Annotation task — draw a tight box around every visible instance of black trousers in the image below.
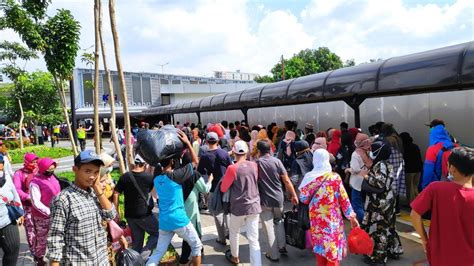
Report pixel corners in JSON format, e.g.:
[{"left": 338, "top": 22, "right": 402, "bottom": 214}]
[
  {"left": 78, "top": 138, "right": 86, "bottom": 151},
  {"left": 0, "top": 223, "right": 20, "bottom": 266}
]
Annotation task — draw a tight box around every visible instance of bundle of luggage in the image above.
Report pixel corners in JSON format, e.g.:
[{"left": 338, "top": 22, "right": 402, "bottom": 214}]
[{"left": 135, "top": 126, "right": 184, "bottom": 166}]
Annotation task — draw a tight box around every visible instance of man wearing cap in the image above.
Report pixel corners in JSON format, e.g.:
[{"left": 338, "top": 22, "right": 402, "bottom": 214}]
[
  {"left": 197, "top": 131, "right": 233, "bottom": 245},
  {"left": 304, "top": 123, "right": 316, "bottom": 146},
  {"left": 47, "top": 150, "right": 116, "bottom": 265},
  {"left": 114, "top": 154, "right": 158, "bottom": 259},
  {"left": 221, "top": 140, "right": 262, "bottom": 265},
  {"left": 421, "top": 119, "right": 455, "bottom": 189}
]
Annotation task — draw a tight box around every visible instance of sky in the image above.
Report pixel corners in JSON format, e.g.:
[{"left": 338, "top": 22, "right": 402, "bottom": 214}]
[{"left": 1, "top": 0, "right": 473, "bottom": 77}]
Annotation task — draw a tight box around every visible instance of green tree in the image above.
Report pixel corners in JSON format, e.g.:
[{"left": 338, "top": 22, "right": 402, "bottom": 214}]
[
  {"left": 344, "top": 59, "right": 356, "bottom": 67},
  {"left": 1, "top": 0, "right": 81, "bottom": 155},
  {"left": 42, "top": 9, "right": 81, "bottom": 155},
  {"left": 254, "top": 75, "right": 274, "bottom": 83},
  {"left": 6, "top": 71, "right": 62, "bottom": 126},
  {"left": 0, "top": 40, "right": 38, "bottom": 149},
  {"left": 270, "top": 47, "right": 344, "bottom": 81}
]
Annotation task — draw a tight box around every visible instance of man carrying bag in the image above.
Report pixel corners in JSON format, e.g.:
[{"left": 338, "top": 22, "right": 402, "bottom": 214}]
[{"left": 114, "top": 155, "right": 159, "bottom": 260}]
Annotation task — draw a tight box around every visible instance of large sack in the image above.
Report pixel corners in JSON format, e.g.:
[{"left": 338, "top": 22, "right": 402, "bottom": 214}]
[{"left": 135, "top": 126, "right": 184, "bottom": 166}]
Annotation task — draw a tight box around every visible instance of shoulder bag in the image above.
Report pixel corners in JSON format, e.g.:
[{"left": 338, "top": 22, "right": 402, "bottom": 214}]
[{"left": 128, "top": 172, "right": 154, "bottom": 213}]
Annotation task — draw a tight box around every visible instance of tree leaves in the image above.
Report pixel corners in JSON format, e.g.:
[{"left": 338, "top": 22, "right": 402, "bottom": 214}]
[
  {"left": 42, "top": 9, "right": 81, "bottom": 81},
  {"left": 6, "top": 71, "right": 62, "bottom": 125},
  {"left": 268, "top": 47, "right": 345, "bottom": 81}
]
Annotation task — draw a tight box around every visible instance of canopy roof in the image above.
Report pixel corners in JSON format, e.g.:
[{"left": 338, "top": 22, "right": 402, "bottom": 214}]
[{"left": 142, "top": 41, "right": 474, "bottom": 116}]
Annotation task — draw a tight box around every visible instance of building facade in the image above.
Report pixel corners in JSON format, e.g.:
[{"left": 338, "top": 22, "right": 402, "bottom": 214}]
[{"left": 73, "top": 68, "right": 255, "bottom": 118}]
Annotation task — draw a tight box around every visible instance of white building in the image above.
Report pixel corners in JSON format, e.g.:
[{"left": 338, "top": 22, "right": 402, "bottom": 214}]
[{"left": 213, "top": 70, "right": 258, "bottom": 81}]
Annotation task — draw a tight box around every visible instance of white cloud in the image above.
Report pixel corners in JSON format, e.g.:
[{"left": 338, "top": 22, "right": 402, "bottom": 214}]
[{"left": 1, "top": 0, "right": 473, "bottom": 77}]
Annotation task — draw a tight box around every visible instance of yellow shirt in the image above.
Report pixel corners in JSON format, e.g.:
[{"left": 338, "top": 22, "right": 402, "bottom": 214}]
[{"left": 77, "top": 128, "right": 86, "bottom": 139}]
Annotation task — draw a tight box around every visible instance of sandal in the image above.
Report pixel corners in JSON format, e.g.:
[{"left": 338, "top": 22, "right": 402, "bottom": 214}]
[
  {"left": 225, "top": 249, "right": 239, "bottom": 265},
  {"left": 265, "top": 253, "right": 279, "bottom": 262}
]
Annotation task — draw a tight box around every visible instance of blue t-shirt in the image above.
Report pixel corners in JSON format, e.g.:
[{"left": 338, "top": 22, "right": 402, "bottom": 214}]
[{"left": 154, "top": 163, "right": 194, "bottom": 231}]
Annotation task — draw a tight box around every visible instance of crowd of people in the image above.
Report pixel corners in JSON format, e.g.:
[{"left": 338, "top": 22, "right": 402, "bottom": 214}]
[{"left": 0, "top": 117, "right": 472, "bottom": 266}]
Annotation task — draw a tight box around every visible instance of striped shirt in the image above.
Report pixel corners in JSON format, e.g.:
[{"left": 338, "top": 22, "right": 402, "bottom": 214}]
[{"left": 47, "top": 183, "right": 116, "bottom": 265}]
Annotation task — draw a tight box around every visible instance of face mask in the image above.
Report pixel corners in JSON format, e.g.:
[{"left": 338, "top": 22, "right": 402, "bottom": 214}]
[
  {"left": 25, "top": 163, "right": 36, "bottom": 171},
  {"left": 447, "top": 173, "right": 454, "bottom": 181},
  {"left": 369, "top": 151, "right": 377, "bottom": 160},
  {"left": 44, "top": 171, "right": 54, "bottom": 177}
]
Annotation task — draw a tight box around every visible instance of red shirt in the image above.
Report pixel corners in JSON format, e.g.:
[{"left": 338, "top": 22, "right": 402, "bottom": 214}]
[{"left": 411, "top": 182, "right": 474, "bottom": 266}]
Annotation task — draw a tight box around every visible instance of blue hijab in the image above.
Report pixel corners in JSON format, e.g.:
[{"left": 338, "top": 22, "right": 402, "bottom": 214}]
[{"left": 429, "top": 125, "right": 453, "bottom": 148}]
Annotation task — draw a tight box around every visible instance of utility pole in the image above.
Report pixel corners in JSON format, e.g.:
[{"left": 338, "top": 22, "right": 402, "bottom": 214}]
[{"left": 281, "top": 55, "right": 285, "bottom": 80}]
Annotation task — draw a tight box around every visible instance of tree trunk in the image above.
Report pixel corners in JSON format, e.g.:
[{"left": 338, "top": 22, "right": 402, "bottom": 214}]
[
  {"left": 18, "top": 99, "right": 24, "bottom": 150},
  {"left": 93, "top": 0, "right": 101, "bottom": 154},
  {"left": 109, "top": 0, "right": 133, "bottom": 168},
  {"left": 99, "top": 0, "right": 125, "bottom": 173},
  {"left": 54, "top": 77, "right": 78, "bottom": 156}
]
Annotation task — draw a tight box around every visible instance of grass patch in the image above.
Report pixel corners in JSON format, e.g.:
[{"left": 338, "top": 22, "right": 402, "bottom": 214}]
[
  {"left": 9, "top": 145, "right": 74, "bottom": 164},
  {"left": 58, "top": 170, "right": 125, "bottom": 217}
]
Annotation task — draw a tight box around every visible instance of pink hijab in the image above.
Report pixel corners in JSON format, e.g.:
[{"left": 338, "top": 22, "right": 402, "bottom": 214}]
[{"left": 354, "top": 133, "right": 372, "bottom": 168}]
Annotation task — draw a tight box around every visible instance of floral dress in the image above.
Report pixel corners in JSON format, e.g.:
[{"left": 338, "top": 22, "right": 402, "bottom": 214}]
[
  {"left": 362, "top": 160, "right": 403, "bottom": 264},
  {"left": 299, "top": 172, "right": 355, "bottom": 262}
]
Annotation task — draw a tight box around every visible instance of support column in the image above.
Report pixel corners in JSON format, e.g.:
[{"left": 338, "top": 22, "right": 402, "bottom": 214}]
[
  {"left": 241, "top": 108, "right": 248, "bottom": 125},
  {"left": 196, "top": 112, "right": 202, "bottom": 125},
  {"left": 344, "top": 95, "right": 366, "bottom": 129}
]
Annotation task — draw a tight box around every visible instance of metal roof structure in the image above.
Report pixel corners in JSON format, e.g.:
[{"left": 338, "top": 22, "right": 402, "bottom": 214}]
[{"left": 141, "top": 42, "right": 474, "bottom": 126}]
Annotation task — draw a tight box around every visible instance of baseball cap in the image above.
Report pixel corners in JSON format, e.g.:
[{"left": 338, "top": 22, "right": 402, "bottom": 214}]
[
  {"left": 426, "top": 119, "right": 445, "bottom": 128},
  {"left": 134, "top": 154, "right": 146, "bottom": 164},
  {"left": 74, "top": 150, "right": 104, "bottom": 166},
  {"left": 208, "top": 124, "right": 224, "bottom": 138},
  {"left": 233, "top": 140, "right": 249, "bottom": 155},
  {"left": 206, "top": 132, "right": 219, "bottom": 142}
]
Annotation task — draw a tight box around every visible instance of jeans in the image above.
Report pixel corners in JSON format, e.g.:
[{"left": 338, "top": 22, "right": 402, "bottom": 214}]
[
  {"left": 229, "top": 214, "right": 261, "bottom": 266},
  {"left": 351, "top": 189, "right": 364, "bottom": 223},
  {"left": 146, "top": 222, "right": 202, "bottom": 266},
  {"left": 127, "top": 214, "right": 159, "bottom": 259},
  {"left": 260, "top": 206, "right": 285, "bottom": 260}
]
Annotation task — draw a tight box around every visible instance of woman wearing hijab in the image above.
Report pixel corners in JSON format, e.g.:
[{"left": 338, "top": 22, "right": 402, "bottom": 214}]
[
  {"left": 362, "top": 140, "right": 403, "bottom": 265},
  {"left": 29, "top": 158, "right": 61, "bottom": 265},
  {"left": 278, "top": 131, "right": 296, "bottom": 169},
  {"left": 327, "top": 130, "right": 341, "bottom": 156},
  {"left": 348, "top": 133, "right": 372, "bottom": 222},
  {"left": 12, "top": 153, "right": 38, "bottom": 257},
  {"left": 249, "top": 130, "right": 259, "bottom": 159},
  {"left": 251, "top": 129, "right": 276, "bottom": 159},
  {"left": 380, "top": 124, "right": 405, "bottom": 215},
  {"left": 299, "top": 149, "right": 359, "bottom": 266},
  {"left": 0, "top": 154, "right": 23, "bottom": 266},
  {"left": 290, "top": 140, "right": 313, "bottom": 188}
]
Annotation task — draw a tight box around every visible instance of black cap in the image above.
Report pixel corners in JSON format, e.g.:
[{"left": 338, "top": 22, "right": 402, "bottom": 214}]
[
  {"left": 426, "top": 119, "right": 445, "bottom": 128},
  {"left": 74, "top": 150, "right": 104, "bottom": 166}
]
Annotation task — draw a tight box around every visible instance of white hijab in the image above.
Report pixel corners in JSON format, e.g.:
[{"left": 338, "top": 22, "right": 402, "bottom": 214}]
[{"left": 298, "top": 149, "right": 332, "bottom": 190}]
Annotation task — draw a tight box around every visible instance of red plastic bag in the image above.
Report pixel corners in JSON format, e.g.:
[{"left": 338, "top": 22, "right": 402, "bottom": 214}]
[{"left": 348, "top": 227, "right": 374, "bottom": 255}]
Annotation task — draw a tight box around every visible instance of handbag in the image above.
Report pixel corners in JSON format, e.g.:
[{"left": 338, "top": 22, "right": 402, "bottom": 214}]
[
  {"left": 108, "top": 219, "right": 124, "bottom": 243},
  {"left": 361, "top": 179, "right": 385, "bottom": 194},
  {"left": 7, "top": 202, "right": 24, "bottom": 222},
  {"left": 1, "top": 191, "right": 24, "bottom": 223},
  {"left": 298, "top": 174, "right": 330, "bottom": 230},
  {"left": 284, "top": 208, "right": 306, "bottom": 249}
]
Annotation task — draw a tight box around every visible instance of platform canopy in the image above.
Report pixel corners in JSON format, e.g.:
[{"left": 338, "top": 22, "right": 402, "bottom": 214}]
[{"left": 142, "top": 42, "right": 474, "bottom": 117}]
